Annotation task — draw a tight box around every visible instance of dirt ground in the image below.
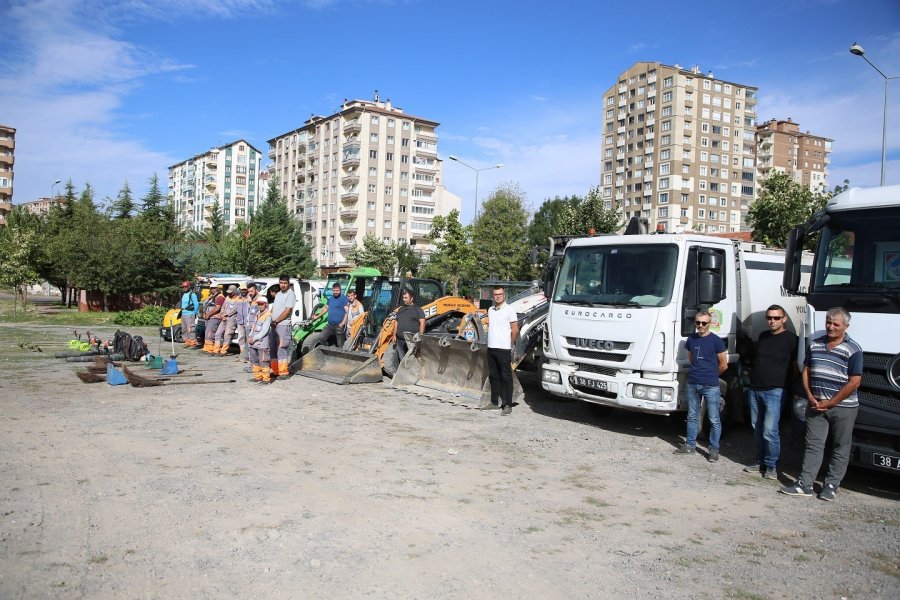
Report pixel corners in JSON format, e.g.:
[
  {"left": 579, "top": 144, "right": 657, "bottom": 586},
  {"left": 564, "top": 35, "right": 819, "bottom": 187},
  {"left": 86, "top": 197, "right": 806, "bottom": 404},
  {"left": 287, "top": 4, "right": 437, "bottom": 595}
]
[{"left": 1, "top": 324, "right": 898, "bottom": 599}]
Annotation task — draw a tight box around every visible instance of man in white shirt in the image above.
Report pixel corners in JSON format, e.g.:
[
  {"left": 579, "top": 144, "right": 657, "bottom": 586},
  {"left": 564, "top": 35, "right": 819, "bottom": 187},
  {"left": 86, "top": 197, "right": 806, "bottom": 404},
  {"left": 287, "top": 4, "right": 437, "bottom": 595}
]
[
  {"left": 486, "top": 286, "right": 519, "bottom": 416},
  {"left": 270, "top": 275, "right": 297, "bottom": 380}
]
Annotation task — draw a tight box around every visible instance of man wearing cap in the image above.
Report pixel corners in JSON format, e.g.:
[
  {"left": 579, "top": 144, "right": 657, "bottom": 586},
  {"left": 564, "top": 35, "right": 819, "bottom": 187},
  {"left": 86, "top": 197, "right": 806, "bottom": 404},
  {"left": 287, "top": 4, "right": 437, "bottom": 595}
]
[
  {"left": 270, "top": 275, "right": 297, "bottom": 380},
  {"left": 179, "top": 280, "right": 200, "bottom": 348},
  {"left": 235, "top": 282, "right": 251, "bottom": 362},
  {"left": 247, "top": 295, "right": 273, "bottom": 384},
  {"left": 215, "top": 285, "right": 241, "bottom": 356},
  {"left": 202, "top": 284, "right": 225, "bottom": 353}
]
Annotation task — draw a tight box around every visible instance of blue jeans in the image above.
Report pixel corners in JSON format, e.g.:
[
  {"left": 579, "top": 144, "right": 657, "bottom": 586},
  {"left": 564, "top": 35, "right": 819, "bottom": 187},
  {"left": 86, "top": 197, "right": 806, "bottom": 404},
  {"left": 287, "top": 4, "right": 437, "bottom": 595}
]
[
  {"left": 748, "top": 388, "right": 784, "bottom": 468},
  {"left": 685, "top": 383, "right": 721, "bottom": 451}
]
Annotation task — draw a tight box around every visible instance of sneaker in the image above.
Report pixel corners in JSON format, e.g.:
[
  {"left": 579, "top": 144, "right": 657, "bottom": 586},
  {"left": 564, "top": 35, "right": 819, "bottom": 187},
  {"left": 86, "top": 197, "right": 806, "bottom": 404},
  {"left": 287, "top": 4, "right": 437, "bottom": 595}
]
[
  {"left": 673, "top": 444, "right": 695, "bottom": 454},
  {"left": 743, "top": 462, "right": 762, "bottom": 473},
  {"left": 480, "top": 402, "right": 500, "bottom": 411},
  {"left": 763, "top": 467, "right": 779, "bottom": 480},
  {"left": 501, "top": 405, "right": 512, "bottom": 416},
  {"left": 707, "top": 449, "right": 720, "bottom": 463},
  {"left": 819, "top": 483, "right": 837, "bottom": 501},
  {"left": 779, "top": 480, "right": 814, "bottom": 497},
  {"left": 243, "top": 366, "right": 253, "bottom": 373}
]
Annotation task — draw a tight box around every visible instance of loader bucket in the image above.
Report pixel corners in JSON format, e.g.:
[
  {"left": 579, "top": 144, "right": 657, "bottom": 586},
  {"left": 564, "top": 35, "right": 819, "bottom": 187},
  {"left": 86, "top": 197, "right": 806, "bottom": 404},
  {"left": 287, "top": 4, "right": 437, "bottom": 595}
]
[
  {"left": 296, "top": 346, "right": 384, "bottom": 384},
  {"left": 390, "top": 334, "right": 524, "bottom": 409}
]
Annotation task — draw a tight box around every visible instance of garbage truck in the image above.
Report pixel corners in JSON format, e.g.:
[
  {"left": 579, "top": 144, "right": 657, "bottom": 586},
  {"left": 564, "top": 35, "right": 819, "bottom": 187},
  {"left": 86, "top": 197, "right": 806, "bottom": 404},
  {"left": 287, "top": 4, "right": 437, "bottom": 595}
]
[
  {"left": 783, "top": 184, "right": 900, "bottom": 474},
  {"left": 540, "top": 230, "right": 810, "bottom": 422}
]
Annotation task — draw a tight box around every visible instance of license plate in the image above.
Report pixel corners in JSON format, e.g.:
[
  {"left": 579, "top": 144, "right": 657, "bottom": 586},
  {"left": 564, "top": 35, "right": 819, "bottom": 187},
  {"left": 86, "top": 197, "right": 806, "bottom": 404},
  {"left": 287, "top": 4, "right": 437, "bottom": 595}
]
[
  {"left": 569, "top": 375, "right": 608, "bottom": 391},
  {"left": 872, "top": 453, "right": 900, "bottom": 470}
]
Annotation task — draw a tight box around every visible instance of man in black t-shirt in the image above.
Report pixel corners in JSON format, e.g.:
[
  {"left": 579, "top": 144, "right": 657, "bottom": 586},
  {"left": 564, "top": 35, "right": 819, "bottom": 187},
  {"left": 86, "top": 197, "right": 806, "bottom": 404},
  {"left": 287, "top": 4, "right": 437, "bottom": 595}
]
[
  {"left": 392, "top": 289, "right": 426, "bottom": 363},
  {"left": 743, "top": 304, "right": 798, "bottom": 479}
]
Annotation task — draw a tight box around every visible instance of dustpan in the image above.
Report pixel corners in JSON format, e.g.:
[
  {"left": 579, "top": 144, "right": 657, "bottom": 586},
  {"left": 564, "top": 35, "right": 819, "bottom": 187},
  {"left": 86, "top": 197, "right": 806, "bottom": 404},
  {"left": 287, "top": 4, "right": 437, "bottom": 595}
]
[
  {"left": 145, "top": 354, "right": 164, "bottom": 369},
  {"left": 107, "top": 363, "right": 129, "bottom": 385},
  {"left": 160, "top": 358, "right": 179, "bottom": 375}
]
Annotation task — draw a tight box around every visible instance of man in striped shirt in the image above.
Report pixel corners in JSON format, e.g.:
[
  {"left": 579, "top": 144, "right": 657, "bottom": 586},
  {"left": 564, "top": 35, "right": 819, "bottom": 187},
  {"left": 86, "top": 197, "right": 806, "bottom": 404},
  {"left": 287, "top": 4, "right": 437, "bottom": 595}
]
[{"left": 780, "top": 307, "right": 862, "bottom": 501}]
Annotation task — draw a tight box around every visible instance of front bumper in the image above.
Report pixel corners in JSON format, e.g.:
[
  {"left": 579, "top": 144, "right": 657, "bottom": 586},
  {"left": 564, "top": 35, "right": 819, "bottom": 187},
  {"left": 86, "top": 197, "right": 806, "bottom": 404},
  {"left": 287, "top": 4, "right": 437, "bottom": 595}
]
[{"left": 541, "top": 362, "right": 679, "bottom": 414}]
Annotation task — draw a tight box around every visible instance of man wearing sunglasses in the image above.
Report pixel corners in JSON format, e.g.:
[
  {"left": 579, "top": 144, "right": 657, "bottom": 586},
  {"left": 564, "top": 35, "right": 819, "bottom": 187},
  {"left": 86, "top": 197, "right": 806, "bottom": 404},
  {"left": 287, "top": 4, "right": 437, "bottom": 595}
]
[
  {"left": 743, "top": 305, "right": 798, "bottom": 479},
  {"left": 674, "top": 309, "right": 727, "bottom": 461}
]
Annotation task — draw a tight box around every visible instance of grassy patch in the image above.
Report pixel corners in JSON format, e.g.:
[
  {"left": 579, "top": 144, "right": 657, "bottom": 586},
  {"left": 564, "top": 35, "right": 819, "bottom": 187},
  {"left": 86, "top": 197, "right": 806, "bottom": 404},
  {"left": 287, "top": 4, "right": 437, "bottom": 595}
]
[
  {"left": 725, "top": 588, "right": 768, "bottom": 600},
  {"left": 645, "top": 529, "right": 672, "bottom": 536},
  {"left": 867, "top": 551, "right": 900, "bottom": 580},
  {"left": 0, "top": 299, "right": 121, "bottom": 326},
  {"left": 643, "top": 507, "right": 669, "bottom": 516},
  {"left": 88, "top": 555, "right": 108, "bottom": 564},
  {"left": 583, "top": 496, "right": 612, "bottom": 508},
  {"left": 524, "top": 526, "right": 543, "bottom": 533}
]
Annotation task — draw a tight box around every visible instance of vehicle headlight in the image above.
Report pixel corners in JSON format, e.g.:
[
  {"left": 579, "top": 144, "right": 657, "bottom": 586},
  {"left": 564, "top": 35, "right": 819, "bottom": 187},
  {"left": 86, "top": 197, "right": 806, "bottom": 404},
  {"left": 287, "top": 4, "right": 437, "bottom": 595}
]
[
  {"left": 630, "top": 384, "right": 673, "bottom": 403},
  {"left": 542, "top": 368, "right": 561, "bottom": 384}
]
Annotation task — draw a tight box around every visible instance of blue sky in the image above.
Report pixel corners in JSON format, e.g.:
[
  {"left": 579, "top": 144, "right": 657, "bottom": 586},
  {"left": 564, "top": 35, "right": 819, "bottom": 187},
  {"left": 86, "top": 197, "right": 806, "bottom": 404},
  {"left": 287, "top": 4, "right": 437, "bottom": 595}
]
[{"left": 2, "top": 0, "right": 898, "bottom": 223}]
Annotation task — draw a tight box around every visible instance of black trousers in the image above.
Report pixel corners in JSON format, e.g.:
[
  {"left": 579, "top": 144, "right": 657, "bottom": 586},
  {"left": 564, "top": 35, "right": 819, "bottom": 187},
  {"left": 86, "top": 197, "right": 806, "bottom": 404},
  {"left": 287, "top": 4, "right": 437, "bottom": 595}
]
[
  {"left": 322, "top": 322, "right": 345, "bottom": 348},
  {"left": 488, "top": 348, "right": 513, "bottom": 407}
]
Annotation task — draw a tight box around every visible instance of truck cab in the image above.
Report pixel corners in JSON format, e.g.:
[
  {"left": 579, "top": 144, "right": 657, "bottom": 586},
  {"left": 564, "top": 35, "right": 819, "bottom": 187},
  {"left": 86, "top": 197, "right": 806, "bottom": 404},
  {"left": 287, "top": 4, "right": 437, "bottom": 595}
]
[{"left": 784, "top": 184, "right": 900, "bottom": 473}]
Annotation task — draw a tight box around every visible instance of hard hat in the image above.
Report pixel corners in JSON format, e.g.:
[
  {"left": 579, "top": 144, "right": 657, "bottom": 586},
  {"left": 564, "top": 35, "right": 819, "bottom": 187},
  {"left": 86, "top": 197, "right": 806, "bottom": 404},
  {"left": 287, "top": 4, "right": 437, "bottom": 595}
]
[
  {"left": 239, "top": 282, "right": 247, "bottom": 290},
  {"left": 226, "top": 285, "right": 237, "bottom": 294},
  {"left": 256, "top": 296, "right": 269, "bottom": 305}
]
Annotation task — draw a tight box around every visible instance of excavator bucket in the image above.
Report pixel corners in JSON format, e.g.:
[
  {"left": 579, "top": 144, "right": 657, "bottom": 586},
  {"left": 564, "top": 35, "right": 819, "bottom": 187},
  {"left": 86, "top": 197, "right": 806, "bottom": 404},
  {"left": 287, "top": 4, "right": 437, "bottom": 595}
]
[
  {"left": 390, "top": 334, "right": 524, "bottom": 409},
  {"left": 296, "top": 346, "right": 384, "bottom": 385}
]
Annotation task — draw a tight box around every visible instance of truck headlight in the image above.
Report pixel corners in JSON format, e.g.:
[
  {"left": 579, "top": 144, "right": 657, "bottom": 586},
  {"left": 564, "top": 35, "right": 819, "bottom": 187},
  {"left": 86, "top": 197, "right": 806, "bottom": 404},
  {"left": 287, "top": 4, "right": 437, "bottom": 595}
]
[
  {"left": 630, "top": 384, "right": 673, "bottom": 403},
  {"left": 542, "top": 368, "right": 561, "bottom": 384}
]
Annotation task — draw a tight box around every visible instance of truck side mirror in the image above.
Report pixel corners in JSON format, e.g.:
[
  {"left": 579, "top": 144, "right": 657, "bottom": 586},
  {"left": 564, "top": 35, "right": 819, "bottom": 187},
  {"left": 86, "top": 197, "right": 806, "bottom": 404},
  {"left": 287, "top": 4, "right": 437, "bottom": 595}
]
[
  {"left": 783, "top": 226, "right": 805, "bottom": 293},
  {"left": 698, "top": 252, "right": 723, "bottom": 305},
  {"left": 544, "top": 257, "right": 560, "bottom": 298}
]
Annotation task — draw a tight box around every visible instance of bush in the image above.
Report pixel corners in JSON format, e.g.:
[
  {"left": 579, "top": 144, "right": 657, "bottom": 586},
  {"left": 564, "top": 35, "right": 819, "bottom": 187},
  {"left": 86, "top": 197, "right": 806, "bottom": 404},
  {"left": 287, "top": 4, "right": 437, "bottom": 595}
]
[{"left": 114, "top": 305, "right": 168, "bottom": 326}]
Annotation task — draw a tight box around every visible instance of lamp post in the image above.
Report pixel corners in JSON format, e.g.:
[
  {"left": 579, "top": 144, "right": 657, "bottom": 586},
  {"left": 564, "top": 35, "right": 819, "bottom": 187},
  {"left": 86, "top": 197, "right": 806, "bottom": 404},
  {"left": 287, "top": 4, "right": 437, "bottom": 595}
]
[
  {"left": 850, "top": 43, "right": 898, "bottom": 186},
  {"left": 447, "top": 155, "right": 503, "bottom": 219},
  {"left": 50, "top": 179, "right": 61, "bottom": 200}
]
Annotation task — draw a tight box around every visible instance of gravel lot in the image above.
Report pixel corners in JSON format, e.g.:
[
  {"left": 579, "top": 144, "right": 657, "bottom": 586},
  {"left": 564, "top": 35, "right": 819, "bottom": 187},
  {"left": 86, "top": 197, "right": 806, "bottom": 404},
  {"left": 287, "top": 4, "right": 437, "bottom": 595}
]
[{"left": 1, "top": 324, "right": 898, "bottom": 599}]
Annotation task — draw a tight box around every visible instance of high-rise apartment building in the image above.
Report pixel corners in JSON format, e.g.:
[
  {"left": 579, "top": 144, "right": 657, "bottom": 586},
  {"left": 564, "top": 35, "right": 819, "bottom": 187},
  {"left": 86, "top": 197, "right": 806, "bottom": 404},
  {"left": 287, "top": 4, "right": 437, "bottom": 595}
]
[
  {"left": 168, "top": 140, "right": 262, "bottom": 232},
  {"left": 267, "top": 95, "right": 461, "bottom": 270},
  {"left": 601, "top": 62, "right": 759, "bottom": 234},
  {"left": 0, "top": 124, "right": 15, "bottom": 227},
  {"left": 756, "top": 118, "right": 831, "bottom": 193}
]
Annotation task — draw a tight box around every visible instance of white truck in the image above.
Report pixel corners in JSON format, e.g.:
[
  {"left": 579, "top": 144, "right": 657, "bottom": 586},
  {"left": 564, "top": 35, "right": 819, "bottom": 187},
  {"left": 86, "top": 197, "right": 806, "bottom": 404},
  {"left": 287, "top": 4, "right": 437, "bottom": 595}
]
[
  {"left": 540, "top": 230, "right": 808, "bottom": 422},
  {"left": 783, "top": 184, "right": 900, "bottom": 474}
]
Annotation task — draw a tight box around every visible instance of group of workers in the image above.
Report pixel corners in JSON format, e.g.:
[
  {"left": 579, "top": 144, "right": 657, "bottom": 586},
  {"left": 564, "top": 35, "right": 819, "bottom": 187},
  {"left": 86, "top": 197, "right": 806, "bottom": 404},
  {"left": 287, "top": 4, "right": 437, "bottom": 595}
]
[{"left": 179, "top": 276, "right": 296, "bottom": 384}]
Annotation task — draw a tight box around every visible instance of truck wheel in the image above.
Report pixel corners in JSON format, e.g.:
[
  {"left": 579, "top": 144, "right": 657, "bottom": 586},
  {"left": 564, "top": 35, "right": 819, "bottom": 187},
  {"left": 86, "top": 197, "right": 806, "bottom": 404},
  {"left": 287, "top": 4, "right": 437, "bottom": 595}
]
[
  {"left": 382, "top": 346, "right": 400, "bottom": 378},
  {"left": 300, "top": 331, "right": 326, "bottom": 356},
  {"left": 173, "top": 328, "right": 184, "bottom": 343}
]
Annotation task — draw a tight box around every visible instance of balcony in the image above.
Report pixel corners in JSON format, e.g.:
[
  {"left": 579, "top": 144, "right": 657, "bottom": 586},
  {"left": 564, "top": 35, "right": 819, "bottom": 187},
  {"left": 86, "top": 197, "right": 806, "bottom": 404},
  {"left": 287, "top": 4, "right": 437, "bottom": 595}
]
[
  {"left": 342, "top": 155, "right": 360, "bottom": 168},
  {"left": 643, "top": 174, "right": 653, "bottom": 182},
  {"left": 415, "top": 128, "right": 437, "bottom": 140},
  {"left": 339, "top": 224, "right": 358, "bottom": 234},
  {"left": 341, "top": 205, "right": 359, "bottom": 218},
  {"left": 413, "top": 160, "right": 436, "bottom": 171},
  {"left": 646, "top": 118, "right": 656, "bottom": 126},
  {"left": 647, "top": 90, "right": 656, "bottom": 99},
  {"left": 206, "top": 161, "right": 217, "bottom": 169},
  {"left": 618, "top": 84, "right": 627, "bottom": 93},
  {"left": 643, "top": 187, "right": 653, "bottom": 196},
  {"left": 339, "top": 240, "right": 355, "bottom": 250},
  {"left": 340, "top": 190, "right": 359, "bottom": 202},
  {"left": 268, "top": 148, "right": 276, "bottom": 159},
  {"left": 343, "top": 120, "right": 361, "bottom": 134},
  {"left": 616, "top": 151, "right": 625, "bottom": 160},
  {"left": 341, "top": 173, "right": 359, "bottom": 186},
  {"left": 616, "top": 166, "right": 625, "bottom": 174}
]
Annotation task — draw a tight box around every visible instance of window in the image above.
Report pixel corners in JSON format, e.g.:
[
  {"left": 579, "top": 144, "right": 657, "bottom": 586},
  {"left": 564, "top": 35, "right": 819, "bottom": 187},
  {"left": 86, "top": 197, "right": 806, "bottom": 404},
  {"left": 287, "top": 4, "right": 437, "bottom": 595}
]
[
  {"left": 384, "top": 186, "right": 393, "bottom": 195},
  {"left": 681, "top": 193, "right": 689, "bottom": 204},
  {"left": 370, "top": 133, "right": 378, "bottom": 142},
  {"left": 659, "top": 163, "right": 670, "bottom": 175},
  {"left": 384, "top": 220, "right": 391, "bottom": 228},
  {"left": 658, "top": 192, "right": 669, "bottom": 204},
  {"left": 386, "top": 152, "right": 393, "bottom": 161},
  {"left": 660, "top": 149, "right": 671, "bottom": 160},
  {"left": 662, "top": 106, "right": 672, "bottom": 117},
  {"left": 384, "top": 203, "right": 392, "bottom": 212},
  {"left": 367, "top": 219, "right": 375, "bottom": 227},
  {"left": 698, "top": 209, "right": 706, "bottom": 218},
  {"left": 369, "top": 150, "right": 377, "bottom": 159},
  {"left": 369, "top": 167, "right": 377, "bottom": 176},
  {"left": 659, "top": 177, "right": 670, "bottom": 190},
  {"left": 661, "top": 120, "right": 672, "bottom": 131},
  {"left": 371, "top": 116, "right": 380, "bottom": 125},
  {"left": 658, "top": 207, "right": 668, "bottom": 218},
  {"left": 663, "top": 76, "right": 673, "bottom": 88}
]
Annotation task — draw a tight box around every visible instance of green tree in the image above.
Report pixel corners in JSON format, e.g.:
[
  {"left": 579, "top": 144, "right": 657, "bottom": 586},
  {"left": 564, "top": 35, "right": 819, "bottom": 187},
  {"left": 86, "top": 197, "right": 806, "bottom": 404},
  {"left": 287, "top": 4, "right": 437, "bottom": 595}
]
[
  {"left": 242, "top": 176, "right": 316, "bottom": 277},
  {"left": 110, "top": 180, "right": 135, "bottom": 219},
  {"left": 395, "top": 242, "right": 422, "bottom": 277},
  {"left": 139, "top": 174, "right": 168, "bottom": 223},
  {"left": 527, "top": 195, "right": 580, "bottom": 248},
  {"left": 346, "top": 233, "right": 397, "bottom": 275},
  {"left": 0, "top": 207, "right": 42, "bottom": 314},
  {"left": 572, "top": 186, "right": 623, "bottom": 234},
  {"left": 472, "top": 184, "right": 530, "bottom": 281},
  {"left": 424, "top": 209, "right": 475, "bottom": 296},
  {"left": 747, "top": 171, "right": 831, "bottom": 250}
]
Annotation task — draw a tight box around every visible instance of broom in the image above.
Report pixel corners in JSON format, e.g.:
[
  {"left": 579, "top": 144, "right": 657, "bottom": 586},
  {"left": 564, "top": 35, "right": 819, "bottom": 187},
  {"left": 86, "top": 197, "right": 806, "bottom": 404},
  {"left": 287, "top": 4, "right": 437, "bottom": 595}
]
[
  {"left": 122, "top": 366, "right": 235, "bottom": 387},
  {"left": 121, "top": 366, "right": 202, "bottom": 384},
  {"left": 76, "top": 371, "right": 105, "bottom": 384}
]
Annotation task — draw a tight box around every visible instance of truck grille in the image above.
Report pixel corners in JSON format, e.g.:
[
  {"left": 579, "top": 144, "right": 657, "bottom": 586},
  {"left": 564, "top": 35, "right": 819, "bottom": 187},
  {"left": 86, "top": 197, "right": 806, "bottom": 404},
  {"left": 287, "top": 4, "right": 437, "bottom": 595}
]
[
  {"left": 564, "top": 337, "right": 630, "bottom": 351},
  {"left": 568, "top": 349, "right": 627, "bottom": 362},
  {"left": 860, "top": 352, "right": 900, "bottom": 412},
  {"left": 576, "top": 363, "right": 619, "bottom": 377}
]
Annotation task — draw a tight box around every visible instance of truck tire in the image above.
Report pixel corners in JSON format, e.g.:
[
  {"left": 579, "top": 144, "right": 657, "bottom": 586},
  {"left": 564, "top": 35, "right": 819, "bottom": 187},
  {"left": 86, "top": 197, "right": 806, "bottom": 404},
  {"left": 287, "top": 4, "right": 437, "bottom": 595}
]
[
  {"left": 300, "top": 331, "right": 326, "bottom": 357},
  {"left": 173, "top": 328, "right": 184, "bottom": 343}
]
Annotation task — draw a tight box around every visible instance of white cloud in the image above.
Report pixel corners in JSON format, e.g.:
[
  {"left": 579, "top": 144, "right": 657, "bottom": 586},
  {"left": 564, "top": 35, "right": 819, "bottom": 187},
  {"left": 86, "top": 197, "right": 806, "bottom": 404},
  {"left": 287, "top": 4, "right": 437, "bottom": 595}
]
[
  {"left": 0, "top": 0, "right": 191, "bottom": 203},
  {"left": 440, "top": 97, "right": 603, "bottom": 222}
]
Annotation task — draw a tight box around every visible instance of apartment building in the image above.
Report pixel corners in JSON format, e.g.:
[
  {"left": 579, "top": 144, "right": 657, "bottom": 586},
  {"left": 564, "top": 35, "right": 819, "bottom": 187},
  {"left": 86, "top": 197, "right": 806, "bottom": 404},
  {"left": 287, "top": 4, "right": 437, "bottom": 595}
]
[
  {"left": 756, "top": 118, "right": 831, "bottom": 193},
  {"left": 0, "top": 124, "right": 15, "bottom": 227},
  {"left": 21, "top": 196, "right": 64, "bottom": 216},
  {"left": 601, "top": 62, "right": 759, "bottom": 234},
  {"left": 267, "top": 94, "right": 461, "bottom": 270},
  {"left": 167, "top": 140, "right": 262, "bottom": 232}
]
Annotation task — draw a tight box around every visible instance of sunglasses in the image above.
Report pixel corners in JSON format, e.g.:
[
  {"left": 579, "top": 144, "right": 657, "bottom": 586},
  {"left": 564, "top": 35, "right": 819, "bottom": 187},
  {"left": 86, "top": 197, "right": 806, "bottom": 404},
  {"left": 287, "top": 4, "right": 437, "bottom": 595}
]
[
  {"left": 765, "top": 315, "right": 784, "bottom": 321},
  {"left": 694, "top": 320, "right": 710, "bottom": 326}
]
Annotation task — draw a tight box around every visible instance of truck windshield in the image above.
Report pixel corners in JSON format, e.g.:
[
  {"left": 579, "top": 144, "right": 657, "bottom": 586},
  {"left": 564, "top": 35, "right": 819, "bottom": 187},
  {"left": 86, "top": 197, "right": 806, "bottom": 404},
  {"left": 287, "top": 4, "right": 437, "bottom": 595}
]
[
  {"left": 554, "top": 244, "right": 678, "bottom": 307},
  {"left": 814, "top": 207, "right": 900, "bottom": 290},
  {"left": 324, "top": 274, "right": 350, "bottom": 293}
]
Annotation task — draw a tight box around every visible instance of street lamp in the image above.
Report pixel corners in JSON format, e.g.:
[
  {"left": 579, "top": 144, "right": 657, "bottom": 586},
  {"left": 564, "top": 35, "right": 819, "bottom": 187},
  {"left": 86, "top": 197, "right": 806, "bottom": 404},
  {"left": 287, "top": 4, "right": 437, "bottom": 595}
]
[
  {"left": 50, "top": 179, "right": 61, "bottom": 200},
  {"left": 447, "top": 155, "right": 504, "bottom": 218},
  {"left": 850, "top": 42, "right": 898, "bottom": 186}
]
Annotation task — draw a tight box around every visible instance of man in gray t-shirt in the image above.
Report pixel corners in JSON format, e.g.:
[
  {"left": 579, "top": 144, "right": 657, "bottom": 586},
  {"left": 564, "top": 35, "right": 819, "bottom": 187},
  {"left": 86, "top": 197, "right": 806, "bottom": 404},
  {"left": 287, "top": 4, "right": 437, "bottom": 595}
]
[{"left": 392, "top": 289, "right": 425, "bottom": 363}]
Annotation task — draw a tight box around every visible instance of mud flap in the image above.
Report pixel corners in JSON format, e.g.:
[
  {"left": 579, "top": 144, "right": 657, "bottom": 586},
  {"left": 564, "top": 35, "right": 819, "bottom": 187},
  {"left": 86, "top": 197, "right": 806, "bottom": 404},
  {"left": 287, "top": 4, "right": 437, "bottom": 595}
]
[
  {"left": 296, "top": 346, "right": 384, "bottom": 384},
  {"left": 390, "top": 334, "right": 524, "bottom": 409}
]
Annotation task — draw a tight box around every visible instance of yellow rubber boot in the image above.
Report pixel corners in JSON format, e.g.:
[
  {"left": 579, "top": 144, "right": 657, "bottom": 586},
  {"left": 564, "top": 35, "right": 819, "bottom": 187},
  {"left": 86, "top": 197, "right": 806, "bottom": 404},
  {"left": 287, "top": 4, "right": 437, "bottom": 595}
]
[
  {"left": 252, "top": 365, "right": 263, "bottom": 381},
  {"left": 218, "top": 344, "right": 229, "bottom": 356},
  {"left": 202, "top": 340, "right": 213, "bottom": 352},
  {"left": 210, "top": 343, "right": 221, "bottom": 354}
]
